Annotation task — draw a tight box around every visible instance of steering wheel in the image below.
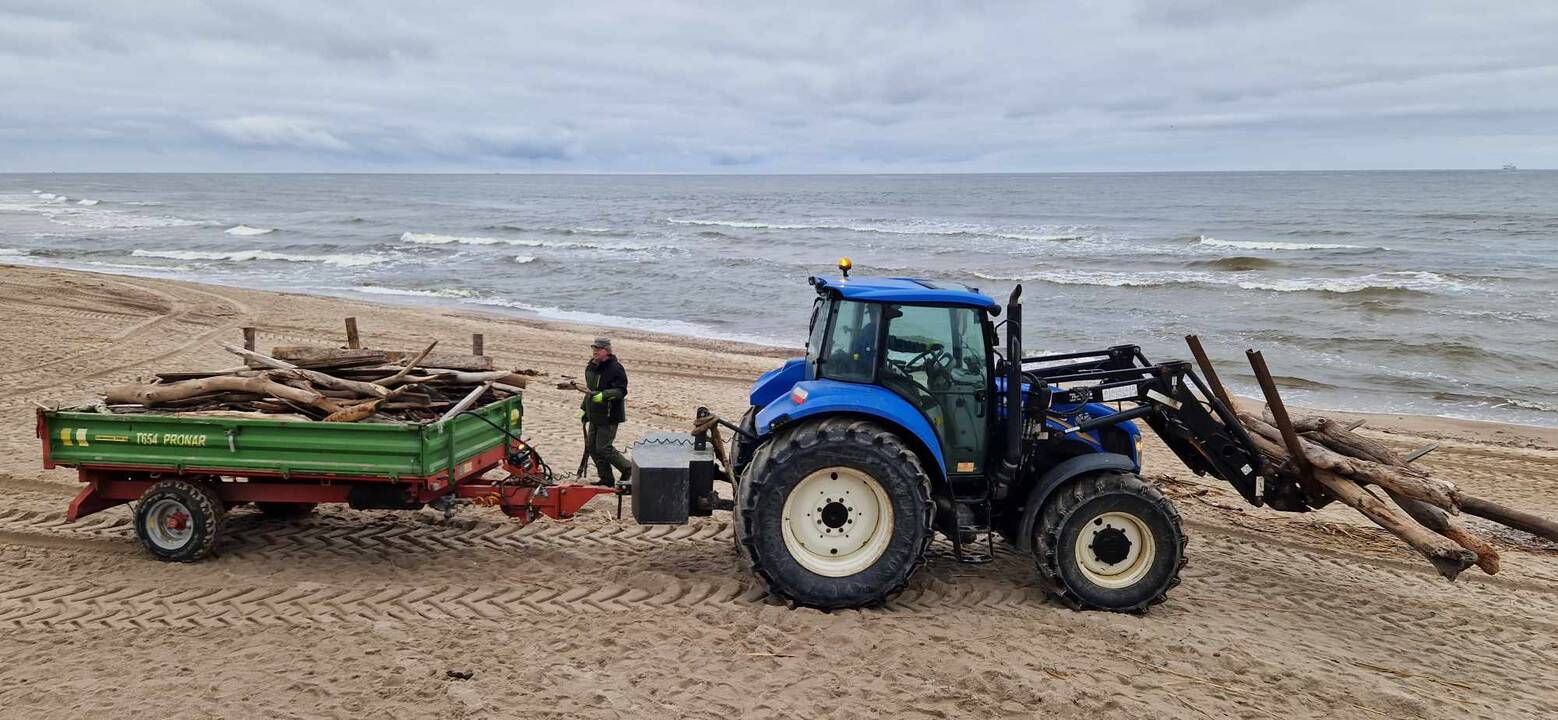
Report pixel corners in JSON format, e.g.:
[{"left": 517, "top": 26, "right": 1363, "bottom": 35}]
[{"left": 901, "top": 347, "right": 951, "bottom": 374}]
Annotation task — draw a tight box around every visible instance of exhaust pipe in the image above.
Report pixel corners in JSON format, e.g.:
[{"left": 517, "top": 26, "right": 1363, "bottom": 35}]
[{"left": 992, "top": 285, "right": 1023, "bottom": 501}]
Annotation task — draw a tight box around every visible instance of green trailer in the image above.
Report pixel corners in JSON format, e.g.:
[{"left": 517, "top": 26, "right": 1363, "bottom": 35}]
[{"left": 36, "top": 396, "right": 615, "bottom": 561}]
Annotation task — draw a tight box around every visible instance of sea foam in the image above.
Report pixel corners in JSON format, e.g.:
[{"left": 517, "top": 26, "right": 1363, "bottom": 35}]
[
  {"left": 1196, "top": 236, "right": 1374, "bottom": 251},
  {"left": 133, "top": 249, "right": 387, "bottom": 267},
  {"left": 225, "top": 225, "right": 275, "bottom": 236}
]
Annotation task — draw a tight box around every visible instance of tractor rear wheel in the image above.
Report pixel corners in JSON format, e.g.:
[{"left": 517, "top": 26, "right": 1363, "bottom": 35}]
[
  {"left": 1032, "top": 472, "right": 1186, "bottom": 613},
  {"left": 736, "top": 417, "right": 932, "bottom": 609}
]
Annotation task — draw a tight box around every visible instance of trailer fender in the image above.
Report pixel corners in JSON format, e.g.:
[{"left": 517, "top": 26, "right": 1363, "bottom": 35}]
[{"left": 1014, "top": 453, "right": 1138, "bottom": 552}]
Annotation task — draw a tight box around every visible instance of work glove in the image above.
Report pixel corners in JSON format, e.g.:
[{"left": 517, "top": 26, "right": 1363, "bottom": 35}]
[
  {"left": 578, "top": 408, "right": 587, "bottom": 423},
  {"left": 592, "top": 392, "right": 606, "bottom": 404}
]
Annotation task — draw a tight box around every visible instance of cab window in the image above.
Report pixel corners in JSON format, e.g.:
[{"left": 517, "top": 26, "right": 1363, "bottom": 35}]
[{"left": 818, "top": 300, "right": 880, "bottom": 383}]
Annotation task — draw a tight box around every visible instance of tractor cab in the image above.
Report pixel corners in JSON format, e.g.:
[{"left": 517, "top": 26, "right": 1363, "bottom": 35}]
[{"left": 802, "top": 274, "right": 998, "bottom": 484}]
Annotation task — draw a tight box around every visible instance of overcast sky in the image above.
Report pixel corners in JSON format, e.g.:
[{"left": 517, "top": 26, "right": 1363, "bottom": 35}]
[{"left": 2, "top": 1, "right": 1555, "bottom": 172}]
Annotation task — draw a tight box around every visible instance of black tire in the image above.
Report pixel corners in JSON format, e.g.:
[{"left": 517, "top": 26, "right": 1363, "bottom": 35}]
[
  {"left": 133, "top": 479, "right": 226, "bottom": 562},
  {"left": 257, "top": 502, "right": 317, "bottom": 519},
  {"left": 736, "top": 417, "right": 933, "bottom": 610},
  {"left": 1032, "top": 472, "right": 1186, "bottom": 613}
]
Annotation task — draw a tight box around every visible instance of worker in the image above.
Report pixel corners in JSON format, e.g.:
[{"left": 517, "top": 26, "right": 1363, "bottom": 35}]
[{"left": 581, "top": 337, "right": 631, "bottom": 487}]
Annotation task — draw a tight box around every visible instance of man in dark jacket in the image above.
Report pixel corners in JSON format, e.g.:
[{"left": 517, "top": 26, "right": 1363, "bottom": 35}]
[{"left": 581, "top": 337, "right": 631, "bottom": 487}]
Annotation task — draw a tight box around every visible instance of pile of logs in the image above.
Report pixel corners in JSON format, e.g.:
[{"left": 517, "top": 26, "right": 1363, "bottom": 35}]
[
  {"left": 102, "top": 320, "right": 540, "bottom": 424},
  {"left": 1187, "top": 336, "right": 1558, "bottom": 580}
]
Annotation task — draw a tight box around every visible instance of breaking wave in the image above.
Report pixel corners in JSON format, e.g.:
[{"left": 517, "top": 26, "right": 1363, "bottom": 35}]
[
  {"left": 971, "top": 268, "right": 1471, "bottom": 295},
  {"left": 48, "top": 210, "right": 205, "bottom": 230},
  {"left": 400, "top": 231, "right": 656, "bottom": 251},
  {"left": 401, "top": 232, "right": 507, "bottom": 246},
  {"left": 461, "top": 296, "right": 787, "bottom": 346},
  {"left": 1195, "top": 236, "right": 1376, "bottom": 251},
  {"left": 488, "top": 224, "right": 629, "bottom": 237},
  {"left": 77, "top": 199, "right": 99, "bottom": 206},
  {"left": 132, "top": 249, "right": 388, "bottom": 267},
  {"left": 351, "top": 285, "right": 476, "bottom": 300},
  {"left": 512, "top": 255, "right": 537, "bottom": 264},
  {"left": 1236, "top": 271, "right": 1471, "bottom": 294},
  {"left": 225, "top": 225, "right": 275, "bottom": 236},
  {"left": 665, "top": 217, "right": 1090, "bottom": 243}
]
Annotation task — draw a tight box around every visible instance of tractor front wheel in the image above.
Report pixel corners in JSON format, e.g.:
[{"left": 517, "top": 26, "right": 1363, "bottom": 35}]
[
  {"left": 736, "top": 417, "right": 932, "bottom": 609},
  {"left": 1032, "top": 472, "right": 1186, "bottom": 613}
]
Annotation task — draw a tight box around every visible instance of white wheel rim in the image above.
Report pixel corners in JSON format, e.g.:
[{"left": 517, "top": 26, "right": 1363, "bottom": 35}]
[
  {"left": 781, "top": 466, "right": 894, "bottom": 577},
  {"left": 144, "top": 498, "right": 194, "bottom": 551},
  {"left": 1074, "top": 511, "right": 1155, "bottom": 589}
]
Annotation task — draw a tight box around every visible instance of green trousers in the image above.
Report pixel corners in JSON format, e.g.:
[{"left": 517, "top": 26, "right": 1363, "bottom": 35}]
[{"left": 588, "top": 422, "right": 632, "bottom": 485}]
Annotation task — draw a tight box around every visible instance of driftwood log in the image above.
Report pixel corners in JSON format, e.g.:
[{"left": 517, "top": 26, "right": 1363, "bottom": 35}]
[
  {"left": 102, "top": 333, "right": 532, "bottom": 424},
  {"left": 1210, "top": 339, "right": 1558, "bottom": 581}
]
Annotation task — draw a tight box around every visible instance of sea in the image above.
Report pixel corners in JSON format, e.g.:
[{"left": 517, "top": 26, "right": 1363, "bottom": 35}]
[{"left": 1, "top": 172, "right": 1554, "bottom": 428}]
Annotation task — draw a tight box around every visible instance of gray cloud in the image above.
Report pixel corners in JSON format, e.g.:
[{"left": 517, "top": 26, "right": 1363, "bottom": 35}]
[{"left": 0, "top": 0, "right": 1554, "bottom": 171}]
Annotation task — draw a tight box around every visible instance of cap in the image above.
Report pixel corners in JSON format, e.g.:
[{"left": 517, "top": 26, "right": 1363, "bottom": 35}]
[{"left": 591, "top": 337, "right": 612, "bottom": 350}]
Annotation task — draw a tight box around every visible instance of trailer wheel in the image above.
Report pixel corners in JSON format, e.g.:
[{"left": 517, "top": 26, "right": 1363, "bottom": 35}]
[
  {"left": 134, "top": 479, "right": 226, "bottom": 562},
  {"left": 736, "top": 417, "right": 932, "bottom": 609},
  {"left": 1032, "top": 472, "right": 1186, "bottom": 613},
  {"left": 257, "top": 502, "right": 317, "bottom": 520}
]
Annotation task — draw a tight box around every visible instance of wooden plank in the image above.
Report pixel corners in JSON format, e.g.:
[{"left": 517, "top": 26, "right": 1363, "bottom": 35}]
[
  {"left": 345, "top": 317, "right": 361, "bottom": 349},
  {"left": 242, "top": 327, "right": 257, "bottom": 351}
]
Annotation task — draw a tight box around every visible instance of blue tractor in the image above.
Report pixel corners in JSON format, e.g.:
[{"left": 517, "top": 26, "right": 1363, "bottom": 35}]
[{"left": 719, "top": 261, "right": 1274, "bottom": 613}]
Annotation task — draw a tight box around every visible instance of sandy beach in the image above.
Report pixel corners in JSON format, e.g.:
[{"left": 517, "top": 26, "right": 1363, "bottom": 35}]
[{"left": 1, "top": 263, "right": 1555, "bottom": 719}]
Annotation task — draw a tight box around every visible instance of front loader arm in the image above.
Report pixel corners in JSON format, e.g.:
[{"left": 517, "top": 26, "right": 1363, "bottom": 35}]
[{"left": 1022, "top": 350, "right": 1294, "bottom": 510}]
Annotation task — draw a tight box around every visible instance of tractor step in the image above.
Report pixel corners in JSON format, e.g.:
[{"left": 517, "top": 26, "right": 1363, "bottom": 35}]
[{"left": 950, "top": 500, "right": 996, "bottom": 564}]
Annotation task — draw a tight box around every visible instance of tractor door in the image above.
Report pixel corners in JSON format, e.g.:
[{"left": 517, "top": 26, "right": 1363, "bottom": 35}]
[{"left": 881, "top": 305, "right": 990, "bottom": 477}]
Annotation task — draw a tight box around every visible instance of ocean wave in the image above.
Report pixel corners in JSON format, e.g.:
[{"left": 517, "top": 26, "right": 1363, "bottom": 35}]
[
  {"left": 351, "top": 285, "right": 477, "bottom": 300},
  {"left": 971, "top": 268, "right": 1472, "bottom": 295},
  {"left": 45, "top": 210, "right": 206, "bottom": 230},
  {"left": 461, "top": 296, "right": 789, "bottom": 346},
  {"left": 487, "top": 224, "right": 629, "bottom": 237},
  {"left": 1195, "top": 236, "right": 1376, "bottom": 251},
  {"left": 1236, "top": 271, "right": 1470, "bottom": 294},
  {"left": 77, "top": 199, "right": 99, "bottom": 206},
  {"left": 1431, "top": 391, "right": 1558, "bottom": 415},
  {"left": 401, "top": 231, "right": 657, "bottom": 252},
  {"left": 132, "top": 249, "right": 388, "bottom": 267},
  {"left": 1275, "top": 228, "right": 1356, "bottom": 237},
  {"left": 225, "top": 224, "right": 275, "bottom": 236},
  {"left": 1504, "top": 397, "right": 1558, "bottom": 413},
  {"left": 0, "top": 248, "right": 28, "bottom": 257},
  {"left": 401, "top": 232, "right": 507, "bottom": 246},
  {"left": 666, "top": 217, "right": 1090, "bottom": 243},
  {"left": 1184, "top": 256, "right": 1282, "bottom": 271},
  {"left": 84, "top": 261, "right": 196, "bottom": 273},
  {"left": 512, "top": 255, "right": 537, "bottom": 264}
]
